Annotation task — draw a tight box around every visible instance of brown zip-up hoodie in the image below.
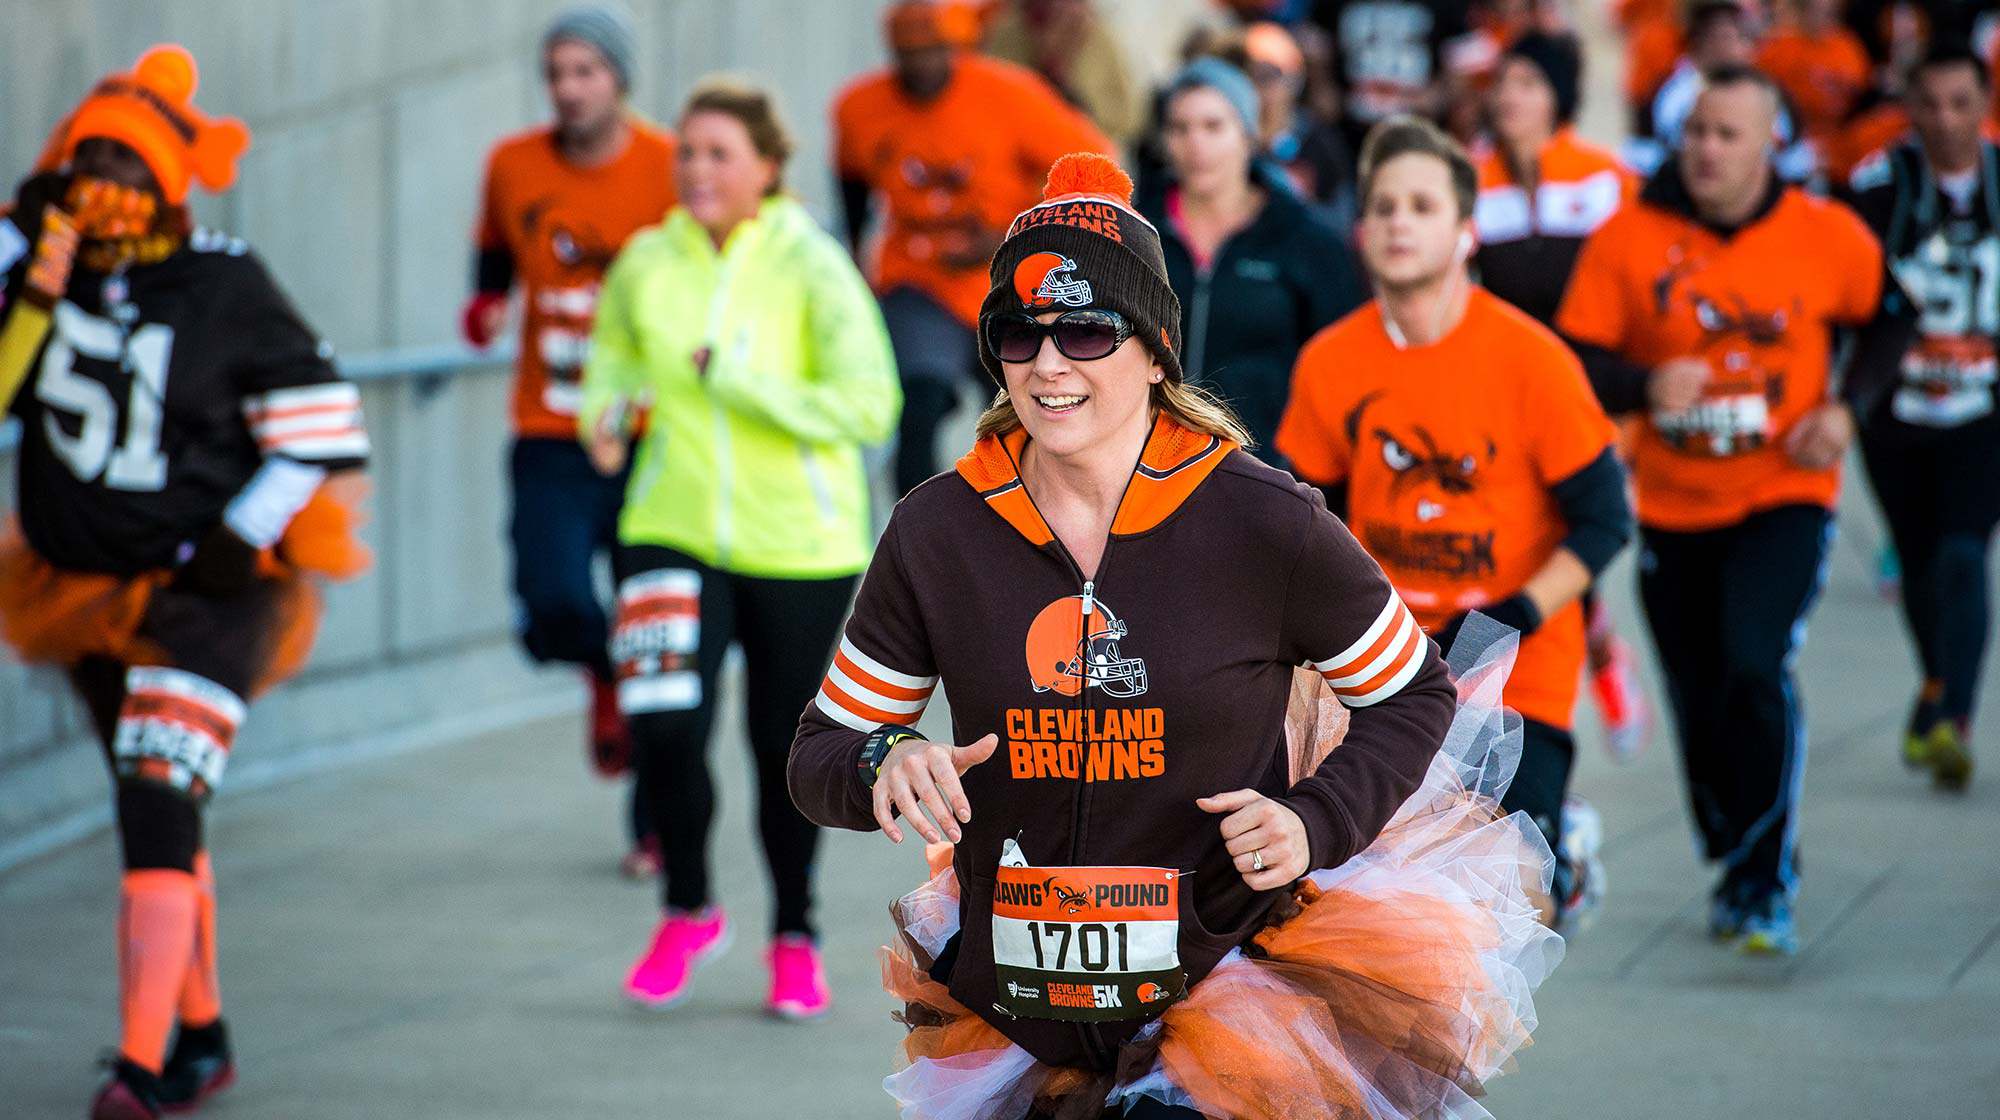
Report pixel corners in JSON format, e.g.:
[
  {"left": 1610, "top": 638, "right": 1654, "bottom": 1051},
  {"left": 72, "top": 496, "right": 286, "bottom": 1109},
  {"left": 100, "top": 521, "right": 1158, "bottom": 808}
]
[{"left": 789, "top": 414, "right": 1457, "bottom": 1071}]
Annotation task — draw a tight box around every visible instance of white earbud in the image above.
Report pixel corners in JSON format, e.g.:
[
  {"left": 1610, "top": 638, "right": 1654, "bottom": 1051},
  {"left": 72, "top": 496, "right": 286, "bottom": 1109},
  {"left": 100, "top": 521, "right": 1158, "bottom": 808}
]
[{"left": 1456, "top": 231, "right": 1475, "bottom": 261}]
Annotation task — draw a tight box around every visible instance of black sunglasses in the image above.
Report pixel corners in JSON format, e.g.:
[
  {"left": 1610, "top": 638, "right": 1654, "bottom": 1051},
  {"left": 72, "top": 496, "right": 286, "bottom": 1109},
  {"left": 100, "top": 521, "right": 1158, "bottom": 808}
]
[{"left": 984, "top": 309, "right": 1134, "bottom": 364}]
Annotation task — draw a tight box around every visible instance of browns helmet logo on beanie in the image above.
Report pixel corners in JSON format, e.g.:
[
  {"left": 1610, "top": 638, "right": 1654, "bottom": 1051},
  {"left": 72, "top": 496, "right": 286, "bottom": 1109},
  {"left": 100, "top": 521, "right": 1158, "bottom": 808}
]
[
  {"left": 1013, "top": 251, "right": 1093, "bottom": 308},
  {"left": 979, "top": 153, "right": 1183, "bottom": 384}
]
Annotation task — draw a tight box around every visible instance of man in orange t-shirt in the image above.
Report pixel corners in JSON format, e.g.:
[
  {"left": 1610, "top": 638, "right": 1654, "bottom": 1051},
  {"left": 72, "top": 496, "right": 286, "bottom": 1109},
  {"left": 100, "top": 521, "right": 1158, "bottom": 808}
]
[
  {"left": 833, "top": 0, "right": 1113, "bottom": 496},
  {"left": 1556, "top": 67, "right": 1905, "bottom": 952},
  {"left": 1280, "top": 117, "right": 1631, "bottom": 928},
  {"left": 462, "top": 7, "right": 677, "bottom": 871},
  {"left": 1757, "top": 0, "right": 1873, "bottom": 149}
]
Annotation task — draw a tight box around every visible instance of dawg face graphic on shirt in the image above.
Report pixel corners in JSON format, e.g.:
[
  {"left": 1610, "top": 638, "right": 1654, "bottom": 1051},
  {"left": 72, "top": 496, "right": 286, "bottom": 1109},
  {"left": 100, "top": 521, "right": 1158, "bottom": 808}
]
[
  {"left": 1651, "top": 255, "right": 1801, "bottom": 456},
  {"left": 518, "top": 196, "right": 619, "bottom": 384},
  {"left": 519, "top": 196, "right": 619, "bottom": 273},
  {"left": 1343, "top": 391, "right": 1498, "bottom": 582}
]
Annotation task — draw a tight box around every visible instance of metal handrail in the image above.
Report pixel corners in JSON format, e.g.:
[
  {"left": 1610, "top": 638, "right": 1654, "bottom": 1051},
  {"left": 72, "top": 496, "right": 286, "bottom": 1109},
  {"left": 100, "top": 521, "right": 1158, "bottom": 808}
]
[
  {"left": 338, "top": 341, "right": 517, "bottom": 381},
  {"left": 0, "top": 340, "right": 520, "bottom": 453}
]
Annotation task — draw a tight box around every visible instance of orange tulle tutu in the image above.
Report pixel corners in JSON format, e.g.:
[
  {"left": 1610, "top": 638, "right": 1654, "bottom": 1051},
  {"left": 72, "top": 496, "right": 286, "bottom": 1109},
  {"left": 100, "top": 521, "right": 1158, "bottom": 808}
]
[
  {"left": 0, "top": 475, "right": 370, "bottom": 697},
  {"left": 879, "top": 620, "right": 1562, "bottom": 1120}
]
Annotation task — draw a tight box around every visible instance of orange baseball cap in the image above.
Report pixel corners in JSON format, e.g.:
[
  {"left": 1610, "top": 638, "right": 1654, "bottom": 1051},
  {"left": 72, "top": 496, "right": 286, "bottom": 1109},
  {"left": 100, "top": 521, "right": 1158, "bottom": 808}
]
[
  {"left": 884, "top": 1, "right": 983, "bottom": 51},
  {"left": 1244, "top": 22, "right": 1304, "bottom": 78},
  {"left": 55, "top": 45, "right": 251, "bottom": 204}
]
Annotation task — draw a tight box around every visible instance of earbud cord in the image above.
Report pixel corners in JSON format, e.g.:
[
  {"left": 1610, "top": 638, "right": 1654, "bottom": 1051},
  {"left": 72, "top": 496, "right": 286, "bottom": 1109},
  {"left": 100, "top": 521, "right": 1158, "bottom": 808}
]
[{"left": 1380, "top": 241, "right": 1468, "bottom": 352}]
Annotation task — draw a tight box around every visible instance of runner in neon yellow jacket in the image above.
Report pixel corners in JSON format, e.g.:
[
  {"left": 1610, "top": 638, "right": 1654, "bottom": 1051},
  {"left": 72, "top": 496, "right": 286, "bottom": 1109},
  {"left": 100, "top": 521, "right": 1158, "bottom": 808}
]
[{"left": 580, "top": 193, "right": 899, "bottom": 579}]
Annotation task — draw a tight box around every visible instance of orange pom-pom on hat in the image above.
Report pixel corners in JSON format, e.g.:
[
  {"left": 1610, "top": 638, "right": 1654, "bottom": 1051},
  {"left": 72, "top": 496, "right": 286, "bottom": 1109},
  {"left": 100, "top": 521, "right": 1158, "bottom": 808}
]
[
  {"left": 978, "top": 151, "right": 1183, "bottom": 383},
  {"left": 1039, "top": 151, "right": 1135, "bottom": 206},
  {"left": 56, "top": 44, "right": 251, "bottom": 205}
]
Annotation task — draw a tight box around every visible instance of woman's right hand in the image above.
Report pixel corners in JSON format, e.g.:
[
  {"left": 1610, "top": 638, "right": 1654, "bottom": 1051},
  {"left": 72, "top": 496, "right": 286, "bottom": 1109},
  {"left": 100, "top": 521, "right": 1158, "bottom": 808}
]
[
  {"left": 585, "top": 398, "right": 631, "bottom": 476},
  {"left": 1647, "top": 356, "right": 1711, "bottom": 414},
  {"left": 872, "top": 733, "right": 998, "bottom": 845}
]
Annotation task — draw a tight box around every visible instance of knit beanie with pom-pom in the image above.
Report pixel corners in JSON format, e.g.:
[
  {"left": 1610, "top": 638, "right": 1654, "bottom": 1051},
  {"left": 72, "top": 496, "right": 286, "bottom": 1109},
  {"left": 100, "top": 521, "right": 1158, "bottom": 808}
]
[{"left": 977, "top": 152, "right": 1183, "bottom": 383}]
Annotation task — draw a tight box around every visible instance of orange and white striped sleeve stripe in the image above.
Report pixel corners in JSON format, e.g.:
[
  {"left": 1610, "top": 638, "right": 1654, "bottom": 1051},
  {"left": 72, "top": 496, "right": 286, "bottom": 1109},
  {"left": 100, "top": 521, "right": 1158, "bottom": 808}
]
[
  {"left": 814, "top": 635, "right": 938, "bottom": 733},
  {"left": 242, "top": 383, "right": 370, "bottom": 464},
  {"left": 1310, "top": 593, "right": 1428, "bottom": 708}
]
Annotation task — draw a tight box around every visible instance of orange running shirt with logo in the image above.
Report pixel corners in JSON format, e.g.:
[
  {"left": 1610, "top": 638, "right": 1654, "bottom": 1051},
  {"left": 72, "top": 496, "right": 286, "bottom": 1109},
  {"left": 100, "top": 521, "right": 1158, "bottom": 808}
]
[
  {"left": 475, "top": 122, "right": 677, "bottom": 438},
  {"left": 1557, "top": 187, "right": 1883, "bottom": 531},
  {"left": 832, "top": 55, "right": 1114, "bottom": 325},
  {"left": 1277, "top": 289, "right": 1616, "bottom": 729}
]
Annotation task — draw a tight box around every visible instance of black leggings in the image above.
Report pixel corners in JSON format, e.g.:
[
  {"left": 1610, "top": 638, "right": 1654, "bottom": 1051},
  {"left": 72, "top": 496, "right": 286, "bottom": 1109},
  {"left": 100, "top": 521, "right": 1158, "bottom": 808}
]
[
  {"left": 1505, "top": 718, "right": 1577, "bottom": 897},
  {"left": 1861, "top": 417, "right": 2000, "bottom": 726},
  {"left": 1638, "top": 504, "right": 1831, "bottom": 895},
  {"left": 73, "top": 656, "right": 203, "bottom": 872},
  {"left": 68, "top": 579, "right": 282, "bottom": 873},
  {"left": 611, "top": 545, "right": 856, "bottom": 937}
]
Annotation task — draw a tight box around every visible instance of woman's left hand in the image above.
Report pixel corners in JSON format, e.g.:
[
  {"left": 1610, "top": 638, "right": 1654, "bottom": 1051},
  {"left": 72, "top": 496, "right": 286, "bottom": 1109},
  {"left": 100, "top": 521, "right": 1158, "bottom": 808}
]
[{"left": 1196, "top": 789, "right": 1309, "bottom": 891}]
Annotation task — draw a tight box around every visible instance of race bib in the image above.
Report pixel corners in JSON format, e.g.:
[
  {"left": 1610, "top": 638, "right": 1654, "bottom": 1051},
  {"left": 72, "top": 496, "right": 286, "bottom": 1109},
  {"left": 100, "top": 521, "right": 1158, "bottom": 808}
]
[
  {"left": 1894, "top": 337, "right": 1997, "bottom": 428},
  {"left": 990, "top": 840, "right": 1186, "bottom": 1022},
  {"left": 1654, "top": 392, "right": 1771, "bottom": 456},
  {"left": 535, "top": 284, "right": 600, "bottom": 416}
]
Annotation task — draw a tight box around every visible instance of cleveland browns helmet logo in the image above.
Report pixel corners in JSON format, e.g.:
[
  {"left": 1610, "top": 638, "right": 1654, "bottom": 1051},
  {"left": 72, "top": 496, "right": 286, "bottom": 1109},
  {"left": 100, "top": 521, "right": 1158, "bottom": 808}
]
[
  {"left": 1136, "top": 982, "right": 1169, "bottom": 1004},
  {"left": 1024, "top": 595, "right": 1148, "bottom": 697},
  {"left": 1013, "top": 251, "right": 1094, "bottom": 308}
]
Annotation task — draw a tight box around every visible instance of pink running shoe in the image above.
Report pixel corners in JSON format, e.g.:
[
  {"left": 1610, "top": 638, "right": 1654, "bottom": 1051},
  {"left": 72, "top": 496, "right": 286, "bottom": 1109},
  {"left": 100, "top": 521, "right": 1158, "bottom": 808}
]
[
  {"left": 624, "top": 907, "right": 730, "bottom": 1009},
  {"left": 766, "top": 935, "right": 831, "bottom": 1020}
]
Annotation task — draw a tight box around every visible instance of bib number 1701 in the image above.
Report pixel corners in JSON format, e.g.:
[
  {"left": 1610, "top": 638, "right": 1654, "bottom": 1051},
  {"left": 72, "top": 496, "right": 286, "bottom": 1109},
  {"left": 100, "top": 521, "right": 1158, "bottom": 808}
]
[{"left": 1023, "top": 921, "right": 1130, "bottom": 973}]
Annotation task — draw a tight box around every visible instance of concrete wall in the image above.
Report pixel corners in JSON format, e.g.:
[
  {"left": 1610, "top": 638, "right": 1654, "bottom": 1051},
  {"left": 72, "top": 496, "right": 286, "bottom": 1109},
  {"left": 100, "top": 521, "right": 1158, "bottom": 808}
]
[
  {"left": 0, "top": 359, "right": 572, "bottom": 852},
  {"left": 0, "top": 0, "right": 1212, "bottom": 856}
]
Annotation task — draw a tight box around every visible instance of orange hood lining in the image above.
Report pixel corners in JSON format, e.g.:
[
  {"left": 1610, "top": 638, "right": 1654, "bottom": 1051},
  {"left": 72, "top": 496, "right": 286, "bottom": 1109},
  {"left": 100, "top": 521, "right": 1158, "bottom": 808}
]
[{"left": 954, "top": 413, "right": 1236, "bottom": 546}]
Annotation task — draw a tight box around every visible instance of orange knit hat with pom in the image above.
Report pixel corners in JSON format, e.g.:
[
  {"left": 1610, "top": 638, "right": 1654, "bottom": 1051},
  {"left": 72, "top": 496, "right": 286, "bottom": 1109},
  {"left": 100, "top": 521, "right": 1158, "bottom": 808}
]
[
  {"left": 978, "top": 152, "right": 1182, "bottom": 383},
  {"left": 54, "top": 45, "right": 250, "bottom": 204}
]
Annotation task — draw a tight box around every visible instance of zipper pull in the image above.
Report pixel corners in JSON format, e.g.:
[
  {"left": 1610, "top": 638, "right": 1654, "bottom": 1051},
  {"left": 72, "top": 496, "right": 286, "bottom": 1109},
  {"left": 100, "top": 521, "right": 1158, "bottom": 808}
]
[{"left": 1081, "top": 580, "right": 1095, "bottom": 616}]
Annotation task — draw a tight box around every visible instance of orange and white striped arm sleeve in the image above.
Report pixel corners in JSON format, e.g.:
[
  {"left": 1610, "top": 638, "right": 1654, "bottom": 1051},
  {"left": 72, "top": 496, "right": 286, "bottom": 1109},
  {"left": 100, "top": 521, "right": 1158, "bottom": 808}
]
[
  {"left": 791, "top": 517, "right": 938, "bottom": 831},
  {"left": 814, "top": 635, "right": 938, "bottom": 733},
  {"left": 1280, "top": 502, "right": 1457, "bottom": 870},
  {"left": 1309, "top": 592, "right": 1428, "bottom": 708},
  {"left": 241, "top": 383, "right": 369, "bottom": 465}
]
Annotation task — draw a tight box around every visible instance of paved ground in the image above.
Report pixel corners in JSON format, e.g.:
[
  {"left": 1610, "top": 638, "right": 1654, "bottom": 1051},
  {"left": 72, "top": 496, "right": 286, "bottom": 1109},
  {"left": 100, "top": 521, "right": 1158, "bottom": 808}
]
[{"left": 2, "top": 491, "right": 1997, "bottom": 1120}]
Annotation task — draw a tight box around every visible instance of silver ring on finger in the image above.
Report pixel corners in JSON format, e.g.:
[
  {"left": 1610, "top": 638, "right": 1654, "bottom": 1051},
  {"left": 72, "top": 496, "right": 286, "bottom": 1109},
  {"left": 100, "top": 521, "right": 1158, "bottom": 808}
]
[{"left": 1251, "top": 849, "right": 1266, "bottom": 872}]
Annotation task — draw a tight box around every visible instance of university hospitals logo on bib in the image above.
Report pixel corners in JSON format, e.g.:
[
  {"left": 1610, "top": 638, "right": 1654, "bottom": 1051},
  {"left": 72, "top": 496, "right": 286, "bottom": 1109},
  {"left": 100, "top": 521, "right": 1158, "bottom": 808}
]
[{"left": 991, "top": 840, "right": 1185, "bottom": 1022}]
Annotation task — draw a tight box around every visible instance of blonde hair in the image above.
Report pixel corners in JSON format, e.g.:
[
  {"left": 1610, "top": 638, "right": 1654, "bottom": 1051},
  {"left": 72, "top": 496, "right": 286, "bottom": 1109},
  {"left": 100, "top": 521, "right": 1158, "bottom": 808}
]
[{"left": 973, "top": 379, "right": 1255, "bottom": 447}]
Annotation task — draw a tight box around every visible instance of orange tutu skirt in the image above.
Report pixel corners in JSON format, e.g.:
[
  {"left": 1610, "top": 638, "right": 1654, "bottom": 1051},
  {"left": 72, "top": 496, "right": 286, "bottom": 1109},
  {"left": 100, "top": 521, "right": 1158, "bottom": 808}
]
[
  {"left": 879, "top": 619, "right": 1561, "bottom": 1120},
  {"left": 0, "top": 476, "right": 370, "bottom": 698}
]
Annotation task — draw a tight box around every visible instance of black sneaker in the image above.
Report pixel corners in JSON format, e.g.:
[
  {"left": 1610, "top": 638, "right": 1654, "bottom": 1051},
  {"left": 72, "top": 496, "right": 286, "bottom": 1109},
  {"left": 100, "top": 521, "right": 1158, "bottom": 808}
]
[
  {"left": 89, "top": 1057, "right": 162, "bottom": 1120},
  {"left": 157, "top": 1020, "right": 235, "bottom": 1114}
]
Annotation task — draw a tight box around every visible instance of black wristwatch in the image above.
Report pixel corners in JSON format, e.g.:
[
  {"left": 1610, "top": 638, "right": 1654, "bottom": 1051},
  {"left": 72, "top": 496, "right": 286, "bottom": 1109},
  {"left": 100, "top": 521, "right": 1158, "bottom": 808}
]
[{"left": 858, "top": 724, "right": 922, "bottom": 788}]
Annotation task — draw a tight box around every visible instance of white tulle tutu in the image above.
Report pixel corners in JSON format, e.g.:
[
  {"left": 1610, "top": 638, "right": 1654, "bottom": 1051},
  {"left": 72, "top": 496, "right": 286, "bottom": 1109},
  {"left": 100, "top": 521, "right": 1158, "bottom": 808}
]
[{"left": 879, "top": 617, "right": 1564, "bottom": 1120}]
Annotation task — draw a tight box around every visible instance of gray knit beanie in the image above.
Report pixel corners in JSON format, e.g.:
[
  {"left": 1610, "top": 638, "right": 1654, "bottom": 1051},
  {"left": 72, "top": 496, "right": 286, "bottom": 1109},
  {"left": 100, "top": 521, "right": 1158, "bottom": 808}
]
[
  {"left": 1164, "top": 57, "right": 1261, "bottom": 143},
  {"left": 544, "top": 5, "right": 636, "bottom": 91}
]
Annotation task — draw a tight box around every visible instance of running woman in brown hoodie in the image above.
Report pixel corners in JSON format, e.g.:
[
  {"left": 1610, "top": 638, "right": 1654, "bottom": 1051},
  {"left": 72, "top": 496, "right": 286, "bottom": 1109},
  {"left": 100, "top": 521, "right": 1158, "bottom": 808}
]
[{"left": 790, "top": 153, "right": 1562, "bottom": 1120}]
